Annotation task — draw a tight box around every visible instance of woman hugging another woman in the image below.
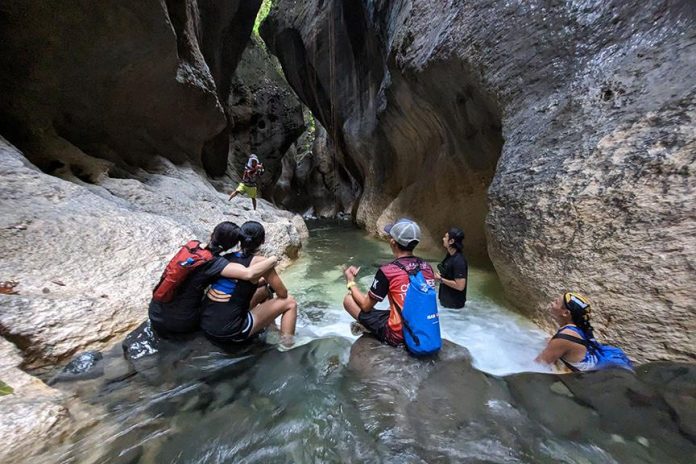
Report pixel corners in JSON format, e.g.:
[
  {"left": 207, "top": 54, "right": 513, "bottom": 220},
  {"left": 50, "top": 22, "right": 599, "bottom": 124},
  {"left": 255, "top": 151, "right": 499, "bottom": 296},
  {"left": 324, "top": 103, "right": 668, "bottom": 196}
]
[
  {"left": 149, "top": 221, "right": 278, "bottom": 338},
  {"left": 201, "top": 221, "right": 297, "bottom": 345}
]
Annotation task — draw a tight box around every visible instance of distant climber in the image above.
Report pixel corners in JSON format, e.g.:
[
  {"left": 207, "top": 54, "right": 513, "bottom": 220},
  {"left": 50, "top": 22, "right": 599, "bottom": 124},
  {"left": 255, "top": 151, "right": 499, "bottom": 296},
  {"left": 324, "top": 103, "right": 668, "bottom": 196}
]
[
  {"left": 229, "top": 154, "right": 265, "bottom": 210},
  {"left": 149, "top": 222, "right": 278, "bottom": 337},
  {"left": 342, "top": 218, "right": 441, "bottom": 355},
  {"left": 435, "top": 227, "right": 468, "bottom": 309},
  {"left": 535, "top": 292, "right": 633, "bottom": 372}
]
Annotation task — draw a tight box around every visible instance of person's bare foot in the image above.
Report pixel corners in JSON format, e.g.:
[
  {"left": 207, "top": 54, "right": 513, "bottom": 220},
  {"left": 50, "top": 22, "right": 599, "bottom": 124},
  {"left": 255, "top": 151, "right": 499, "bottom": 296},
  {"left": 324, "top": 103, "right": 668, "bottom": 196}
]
[
  {"left": 277, "top": 334, "right": 295, "bottom": 351},
  {"left": 350, "top": 322, "right": 369, "bottom": 336}
]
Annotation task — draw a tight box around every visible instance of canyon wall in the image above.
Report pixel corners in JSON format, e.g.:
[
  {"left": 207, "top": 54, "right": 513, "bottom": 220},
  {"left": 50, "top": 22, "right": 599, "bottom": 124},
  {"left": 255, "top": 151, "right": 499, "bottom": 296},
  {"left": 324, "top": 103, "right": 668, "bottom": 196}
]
[
  {"left": 0, "top": 1, "right": 308, "bottom": 370},
  {"left": 262, "top": 0, "right": 696, "bottom": 361}
]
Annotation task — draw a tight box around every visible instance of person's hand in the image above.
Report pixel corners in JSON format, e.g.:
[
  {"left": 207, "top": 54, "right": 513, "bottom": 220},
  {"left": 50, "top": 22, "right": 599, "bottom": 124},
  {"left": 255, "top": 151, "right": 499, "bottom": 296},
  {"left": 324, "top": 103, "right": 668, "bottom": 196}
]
[
  {"left": 434, "top": 272, "right": 442, "bottom": 282},
  {"left": 343, "top": 265, "right": 360, "bottom": 282},
  {"left": 268, "top": 256, "right": 279, "bottom": 266}
]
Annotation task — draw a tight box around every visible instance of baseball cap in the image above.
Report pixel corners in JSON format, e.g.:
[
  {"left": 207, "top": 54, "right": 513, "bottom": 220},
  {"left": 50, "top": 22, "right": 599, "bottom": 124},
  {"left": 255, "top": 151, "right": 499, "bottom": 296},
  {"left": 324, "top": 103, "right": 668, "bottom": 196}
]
[{"left": 384, "top": 218, "right": 421, "bottom": 248}]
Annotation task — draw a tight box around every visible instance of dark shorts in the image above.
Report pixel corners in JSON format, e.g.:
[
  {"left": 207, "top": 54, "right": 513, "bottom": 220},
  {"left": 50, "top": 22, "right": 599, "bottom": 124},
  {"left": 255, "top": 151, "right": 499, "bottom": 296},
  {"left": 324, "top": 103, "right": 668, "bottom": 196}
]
[
  {"left": 358, "top": 309, "right": 400, "bottom": 346},
  {"left": 204, "top": 312, "right": 254, "bottom": 345}
]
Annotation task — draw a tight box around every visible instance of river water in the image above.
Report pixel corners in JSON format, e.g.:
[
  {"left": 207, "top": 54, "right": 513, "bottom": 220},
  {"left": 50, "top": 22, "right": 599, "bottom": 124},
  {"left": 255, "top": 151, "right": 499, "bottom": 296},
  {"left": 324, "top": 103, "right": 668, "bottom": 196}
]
[
  {"left": 282, "top": 220, "right": 549, "bottom": 376},
  {"left": 38, "top": 221, "right": 694, "bottom": 464}
]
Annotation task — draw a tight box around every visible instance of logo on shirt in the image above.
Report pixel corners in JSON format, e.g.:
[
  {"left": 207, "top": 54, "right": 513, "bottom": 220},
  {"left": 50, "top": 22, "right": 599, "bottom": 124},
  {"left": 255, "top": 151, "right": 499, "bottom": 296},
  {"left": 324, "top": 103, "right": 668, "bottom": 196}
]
[{"left": 371, "top": 279, "right": 378, "bottom": 290}]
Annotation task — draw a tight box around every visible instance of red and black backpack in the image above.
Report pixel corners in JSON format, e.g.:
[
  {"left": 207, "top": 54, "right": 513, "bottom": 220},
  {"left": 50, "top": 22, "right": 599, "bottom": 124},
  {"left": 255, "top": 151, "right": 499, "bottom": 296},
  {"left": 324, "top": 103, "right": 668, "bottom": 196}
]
[{"left": 152, "top": 240, "right": 214, "bottom": 303}]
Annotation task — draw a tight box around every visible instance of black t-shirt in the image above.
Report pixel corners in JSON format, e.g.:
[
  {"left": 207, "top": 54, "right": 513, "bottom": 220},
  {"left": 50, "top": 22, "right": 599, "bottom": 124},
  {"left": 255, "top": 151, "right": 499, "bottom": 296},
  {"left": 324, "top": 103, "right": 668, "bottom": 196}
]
[
  {"left": 438, "top": 252, "right": 468, "bottom": 309},
  {"left": 149, "top": 256, "right": 228, "bottom": 323},
  {"left": 200, "top": 252, "right": 258, "bottom": 337}
]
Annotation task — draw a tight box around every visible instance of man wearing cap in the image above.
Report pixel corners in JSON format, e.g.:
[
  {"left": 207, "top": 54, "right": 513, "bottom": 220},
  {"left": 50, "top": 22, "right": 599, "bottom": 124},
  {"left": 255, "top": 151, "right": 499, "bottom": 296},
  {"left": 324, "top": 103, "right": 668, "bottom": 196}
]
[
  {"left": 229, "top": 154, "right": 264, "bottom": 210},
  {"left": 343, "top": 218, "right": 436, "bottom": 347}
]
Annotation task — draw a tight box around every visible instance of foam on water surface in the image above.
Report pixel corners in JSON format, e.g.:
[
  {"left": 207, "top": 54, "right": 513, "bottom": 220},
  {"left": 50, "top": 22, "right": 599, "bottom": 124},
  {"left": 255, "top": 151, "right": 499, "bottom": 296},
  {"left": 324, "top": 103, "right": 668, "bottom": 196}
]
[{"left": 283, "top": 220, "right": 551, "bottom": 375}]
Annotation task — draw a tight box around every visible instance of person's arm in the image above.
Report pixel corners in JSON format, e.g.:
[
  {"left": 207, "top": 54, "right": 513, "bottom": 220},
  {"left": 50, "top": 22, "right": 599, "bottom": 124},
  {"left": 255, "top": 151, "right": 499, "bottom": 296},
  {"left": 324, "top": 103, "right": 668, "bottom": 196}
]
[
  {"left": 535, "top": 339, "right": 572, "bottom": 365},
  {"left": 435, "top": 255, "right": 467, "bottom": 291},
  {"left": 343, "top": 266, "right": 380, "bottom": 313},
  {"left": 220, "top": 256, "right": 278, "bottom": 280},
  {"left": 264, "top": 268, "right": 288, "bottom": 298},
  {"left": 438, "top": 276, "right": 467, "bottom": 291}
]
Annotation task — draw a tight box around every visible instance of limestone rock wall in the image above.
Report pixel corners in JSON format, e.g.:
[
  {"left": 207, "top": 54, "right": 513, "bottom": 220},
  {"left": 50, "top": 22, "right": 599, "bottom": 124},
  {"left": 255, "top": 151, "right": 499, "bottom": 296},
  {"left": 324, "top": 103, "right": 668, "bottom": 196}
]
[
  {"left": 211, "top": 37, "right": 306, "bottom": 192},
  {"left": 0, "top": 137, "right": 307, "bottom": 373},
  {"left": 0, "top": 1, "right": 264, "bottom": 170},
  {"left": 273, "top": 122, "right": 359, "bottom": 217},
  {"left": 261, "top": 0, "right": 696, "bottom": 361}
]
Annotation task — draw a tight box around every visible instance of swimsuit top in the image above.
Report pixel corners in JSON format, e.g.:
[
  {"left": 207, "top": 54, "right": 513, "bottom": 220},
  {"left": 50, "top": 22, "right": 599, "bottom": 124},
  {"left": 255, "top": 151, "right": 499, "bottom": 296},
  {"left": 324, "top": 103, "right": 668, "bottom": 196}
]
[
  {"left": 207, "top": 252, "right": 257, "bottom": 308},
  {"left": 552, "top": 325, "right": 599, "bottom": 372}
]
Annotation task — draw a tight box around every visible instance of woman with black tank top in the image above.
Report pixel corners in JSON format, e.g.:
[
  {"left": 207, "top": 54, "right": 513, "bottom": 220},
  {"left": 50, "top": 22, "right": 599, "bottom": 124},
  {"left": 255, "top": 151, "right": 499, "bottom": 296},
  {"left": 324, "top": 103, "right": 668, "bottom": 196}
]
[
  {"left": 148, "top": 222, "right": 278, "bottom": 337},
  {"left": 435, "top": 227, "right": 468, "bottom": 309},
  {"left": 201, "top": 221, "right": 297, "bottom": 344}
]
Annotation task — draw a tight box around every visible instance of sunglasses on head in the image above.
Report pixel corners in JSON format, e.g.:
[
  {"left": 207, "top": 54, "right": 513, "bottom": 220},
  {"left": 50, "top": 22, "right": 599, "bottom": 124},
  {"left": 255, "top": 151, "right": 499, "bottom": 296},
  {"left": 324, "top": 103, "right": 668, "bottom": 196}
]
[{"left": 563, "top": 292, "right": 589, "bottom": 313}]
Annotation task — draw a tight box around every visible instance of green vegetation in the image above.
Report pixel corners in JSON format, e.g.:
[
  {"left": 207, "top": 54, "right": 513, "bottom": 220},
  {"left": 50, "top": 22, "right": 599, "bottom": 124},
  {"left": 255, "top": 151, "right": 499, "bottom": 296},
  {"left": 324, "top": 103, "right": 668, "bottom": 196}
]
[
  {"left": 0, "top": 380, "right": 13, "bottom": 396},
  {"left": 253, "top": 0, "right": 274, "bottom": 37}
]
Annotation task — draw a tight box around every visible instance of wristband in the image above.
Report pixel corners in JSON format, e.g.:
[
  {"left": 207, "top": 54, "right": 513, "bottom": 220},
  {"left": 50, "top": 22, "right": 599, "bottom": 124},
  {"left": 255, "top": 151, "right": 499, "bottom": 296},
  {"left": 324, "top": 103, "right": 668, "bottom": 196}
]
[{"left": 346, "top": 281, "right": 357, "bottom": 290}]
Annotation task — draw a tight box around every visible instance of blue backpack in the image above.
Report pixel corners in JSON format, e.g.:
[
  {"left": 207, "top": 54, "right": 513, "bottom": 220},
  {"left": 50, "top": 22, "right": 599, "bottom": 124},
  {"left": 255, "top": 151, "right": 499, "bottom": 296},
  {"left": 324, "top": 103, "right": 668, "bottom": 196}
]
[
  {"left": 592, "top": 344, "right": 633, "bottom": 371},
  {"left": 392, "top": 259, "right": 442, "bottom": 356},
  {"left": 553, "top": 327, "right": 633, "bottom": 372}
]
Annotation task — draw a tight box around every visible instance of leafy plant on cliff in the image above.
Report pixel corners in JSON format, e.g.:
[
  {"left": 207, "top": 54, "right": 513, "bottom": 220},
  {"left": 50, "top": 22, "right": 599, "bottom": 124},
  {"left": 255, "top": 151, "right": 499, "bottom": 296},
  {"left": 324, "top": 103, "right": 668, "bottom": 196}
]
[
  {"left": 0, "top": 380, "right": 13, "bottom": 396},
  {"left": 253, "top": 0, "right": 274, "bottom": 37}
]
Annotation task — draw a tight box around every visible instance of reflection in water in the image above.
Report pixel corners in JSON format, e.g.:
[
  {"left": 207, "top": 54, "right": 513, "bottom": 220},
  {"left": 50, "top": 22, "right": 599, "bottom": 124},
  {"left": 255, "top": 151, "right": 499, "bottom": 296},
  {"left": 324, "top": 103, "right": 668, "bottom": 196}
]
[
  {"left": 36, "top": 222, "right": 695, "bottom": 464},
  {"left": 283, "top": 220, "right": 550, "bottom": 375}
]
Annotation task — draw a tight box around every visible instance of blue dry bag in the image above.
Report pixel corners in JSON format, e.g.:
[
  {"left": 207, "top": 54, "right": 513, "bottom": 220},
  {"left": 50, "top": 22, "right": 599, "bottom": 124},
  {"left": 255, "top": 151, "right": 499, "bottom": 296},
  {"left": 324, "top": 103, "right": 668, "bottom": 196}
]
[
  {"left": 592, "top": 343, "right": 633, "bottom": 371},
  {"left": 553, "top": 327, "right": 633, "bottom": 372},
  {"left": 392, "top": 260, "right": 441, "bottom": 356}
]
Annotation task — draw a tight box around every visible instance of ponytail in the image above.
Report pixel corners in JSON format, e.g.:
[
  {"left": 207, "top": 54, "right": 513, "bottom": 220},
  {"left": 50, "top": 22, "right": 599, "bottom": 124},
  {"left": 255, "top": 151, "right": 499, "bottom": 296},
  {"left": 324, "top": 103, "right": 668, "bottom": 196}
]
[
  {"left": 564, "top": 292, "right": 597, "bottom": 343},
  {"left": 240, "top": 221, "right": 265, "bottom": 255},
  {"left": 447, "top": 227, "right": 465, "bottom": 252},
  {"left": 209, "top": 222, "right": 241, "bottom": 256}
]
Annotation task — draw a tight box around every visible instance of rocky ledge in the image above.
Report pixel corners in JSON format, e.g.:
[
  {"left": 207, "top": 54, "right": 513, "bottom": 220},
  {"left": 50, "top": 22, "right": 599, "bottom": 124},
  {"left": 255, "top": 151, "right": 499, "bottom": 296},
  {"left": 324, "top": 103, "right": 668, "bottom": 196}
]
[{"left": 0, "top": 136, "right": 307, "bottom": 372}]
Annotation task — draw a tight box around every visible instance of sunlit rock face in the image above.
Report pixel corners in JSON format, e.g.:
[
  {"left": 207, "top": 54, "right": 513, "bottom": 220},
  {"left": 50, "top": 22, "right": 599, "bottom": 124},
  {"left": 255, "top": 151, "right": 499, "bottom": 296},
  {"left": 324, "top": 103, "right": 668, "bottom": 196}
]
[
  {"left": 261, "top": 0, "right": 696, "bottom": 362},
  {"left": 0, "top": 136, "right": 307, "bottom": 372}
]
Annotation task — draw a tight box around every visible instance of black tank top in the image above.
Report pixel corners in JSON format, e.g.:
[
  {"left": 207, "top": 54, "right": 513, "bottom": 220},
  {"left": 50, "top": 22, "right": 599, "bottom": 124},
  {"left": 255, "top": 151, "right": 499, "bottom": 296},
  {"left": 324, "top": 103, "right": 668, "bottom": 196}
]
[{"left": 201, "top": 252, "right": 258, "bottom": 337}]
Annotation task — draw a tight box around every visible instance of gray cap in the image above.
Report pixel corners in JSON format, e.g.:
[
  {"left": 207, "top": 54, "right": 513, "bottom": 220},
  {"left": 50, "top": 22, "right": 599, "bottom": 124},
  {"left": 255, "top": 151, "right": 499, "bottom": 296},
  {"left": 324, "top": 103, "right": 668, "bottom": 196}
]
[{"left": 384, "top": 218, "right": 421, "bottom": 248}]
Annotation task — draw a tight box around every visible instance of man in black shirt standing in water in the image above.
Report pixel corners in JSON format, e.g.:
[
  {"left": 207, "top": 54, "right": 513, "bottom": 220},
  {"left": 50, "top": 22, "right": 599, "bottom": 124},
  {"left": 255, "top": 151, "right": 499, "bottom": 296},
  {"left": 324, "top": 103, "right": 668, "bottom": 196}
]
[{"left": 435, "top": 227, "right": 468, "bottom": 309}]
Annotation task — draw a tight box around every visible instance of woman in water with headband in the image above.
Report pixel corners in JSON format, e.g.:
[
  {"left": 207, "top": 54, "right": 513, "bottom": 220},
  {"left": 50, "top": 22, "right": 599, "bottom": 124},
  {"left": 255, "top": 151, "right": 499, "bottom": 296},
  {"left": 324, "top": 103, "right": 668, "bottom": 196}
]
[{"left": 535, "top": 292, "right": 600, "bottom": 371}]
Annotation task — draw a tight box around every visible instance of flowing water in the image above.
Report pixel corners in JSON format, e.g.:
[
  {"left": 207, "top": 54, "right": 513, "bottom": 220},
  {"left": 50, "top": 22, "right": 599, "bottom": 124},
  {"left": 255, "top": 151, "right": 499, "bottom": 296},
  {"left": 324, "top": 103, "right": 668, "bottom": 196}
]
[
  {"left": 282, "top": 220, "right": 549, "bottom": 376},
  {"left": 37, "top": 221, "right": 695, "bottom": 464}
]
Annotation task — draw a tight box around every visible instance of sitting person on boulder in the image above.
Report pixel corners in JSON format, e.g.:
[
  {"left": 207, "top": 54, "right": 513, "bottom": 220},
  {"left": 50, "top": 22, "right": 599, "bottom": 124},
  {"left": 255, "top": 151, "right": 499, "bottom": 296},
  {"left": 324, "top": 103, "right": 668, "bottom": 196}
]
[
  {"left": 228, "top": 154, "right": 264, "bottom": 211},
  {"left": 149, "top": 222, "right": 278, "bottom": 337},
  {"left": 435, "top": 227, "right": 468, "bottom": 309},
  {"left": 535, "top": 292, "right": 632, "bottom": 372},
  {"left": 201, "top": 221, "right": 297, "bottom": 345},
  {"left": 342, "top": 218, "right": 436, "bottom": 347}
]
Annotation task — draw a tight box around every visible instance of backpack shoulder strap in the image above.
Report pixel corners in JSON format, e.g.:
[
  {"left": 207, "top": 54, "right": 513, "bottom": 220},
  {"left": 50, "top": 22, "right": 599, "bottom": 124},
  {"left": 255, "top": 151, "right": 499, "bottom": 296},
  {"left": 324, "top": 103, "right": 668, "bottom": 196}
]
[
  {"left": 391, "top": 257, "right": 422, "bottom": 276},
  {"left": 552, "top": 333, "right": 590, "bottom": 347}
]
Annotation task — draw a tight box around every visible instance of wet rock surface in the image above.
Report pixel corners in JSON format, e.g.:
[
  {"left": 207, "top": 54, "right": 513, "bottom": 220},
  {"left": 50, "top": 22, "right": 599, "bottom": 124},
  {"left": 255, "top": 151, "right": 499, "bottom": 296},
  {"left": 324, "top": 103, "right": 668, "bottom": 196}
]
[
  {"left": 27, "top": 329, "right": 696, "bottom": 463},
  {"left": 261, "top": 0, "right": 696, "bottom": 362},
  {"left": 48, "top": 351, "right": 104, "bottom": 385}
]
